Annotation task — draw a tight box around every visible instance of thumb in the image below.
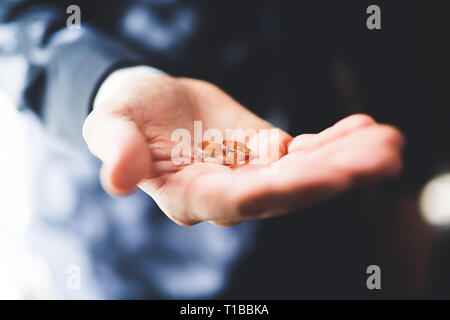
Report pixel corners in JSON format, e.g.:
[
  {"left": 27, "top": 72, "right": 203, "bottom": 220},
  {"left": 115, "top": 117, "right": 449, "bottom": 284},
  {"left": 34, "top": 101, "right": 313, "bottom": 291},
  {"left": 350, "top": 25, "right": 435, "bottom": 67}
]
[{"left": 83, "top": 114, "right": 151, "bottom": 195}]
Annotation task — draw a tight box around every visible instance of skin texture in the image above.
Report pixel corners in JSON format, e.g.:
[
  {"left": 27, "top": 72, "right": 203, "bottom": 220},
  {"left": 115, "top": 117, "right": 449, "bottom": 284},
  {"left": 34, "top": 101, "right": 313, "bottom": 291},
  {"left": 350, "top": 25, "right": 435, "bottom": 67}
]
[{"left": 83, "top": 73, "right": 404, "bottom": 226}]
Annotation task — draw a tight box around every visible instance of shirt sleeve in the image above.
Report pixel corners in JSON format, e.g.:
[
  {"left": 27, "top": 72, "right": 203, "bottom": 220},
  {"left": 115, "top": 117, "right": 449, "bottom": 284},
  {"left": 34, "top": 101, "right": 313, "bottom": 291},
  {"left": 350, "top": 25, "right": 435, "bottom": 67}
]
[{"left": 0, "top": 1, "right": 150, "bottom": 150}]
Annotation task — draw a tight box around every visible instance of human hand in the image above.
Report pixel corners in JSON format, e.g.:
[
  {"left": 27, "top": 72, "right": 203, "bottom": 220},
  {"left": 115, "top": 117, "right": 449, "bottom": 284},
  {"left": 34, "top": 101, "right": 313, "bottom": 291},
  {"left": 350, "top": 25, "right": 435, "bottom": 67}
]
[{"left": 83, "top": 66, "right": 404, "bottom": 226}]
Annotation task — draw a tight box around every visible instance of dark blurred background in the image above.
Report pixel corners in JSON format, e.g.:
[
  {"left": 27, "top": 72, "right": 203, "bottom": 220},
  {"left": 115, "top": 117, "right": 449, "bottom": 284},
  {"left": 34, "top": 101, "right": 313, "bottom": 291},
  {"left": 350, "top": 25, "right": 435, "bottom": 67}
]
[
  {"left": 219, "top": 1, "right": 450, "bottom": 299},
  {"left": 1, "top": 0, "right": 450, "bottom": 299}
]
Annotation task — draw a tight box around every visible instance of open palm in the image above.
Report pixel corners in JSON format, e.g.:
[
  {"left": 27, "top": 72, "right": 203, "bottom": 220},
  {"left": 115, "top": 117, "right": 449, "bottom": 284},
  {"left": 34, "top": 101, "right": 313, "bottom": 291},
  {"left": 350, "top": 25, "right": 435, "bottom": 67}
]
[{"left": 84, "top": 72, "right": 403, "bottom": 226}]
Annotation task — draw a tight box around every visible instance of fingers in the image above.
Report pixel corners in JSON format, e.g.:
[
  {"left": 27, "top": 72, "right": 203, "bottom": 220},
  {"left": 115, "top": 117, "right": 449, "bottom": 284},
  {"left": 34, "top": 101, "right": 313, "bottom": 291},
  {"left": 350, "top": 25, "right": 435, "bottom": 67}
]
[
  {"left": 308, "top": 123, "right": 405, "bottom": 183},
  {"left": 83, "top": 112, "right": 151, "bottom": 195},
  {"left": 287, "top": 133, "right": 316, "bottom": 153},
  {"left": 288, "top": 114, "right": 376, "bottom": 153},
  {"left": 317, "top": 113, "right": 376, "bottom": 144},
  {"left": 231, "top": 123, "right": 405, "bottom": 220},
  {"left": 333, "top": 124, "right": 405, "bottom": 179}
]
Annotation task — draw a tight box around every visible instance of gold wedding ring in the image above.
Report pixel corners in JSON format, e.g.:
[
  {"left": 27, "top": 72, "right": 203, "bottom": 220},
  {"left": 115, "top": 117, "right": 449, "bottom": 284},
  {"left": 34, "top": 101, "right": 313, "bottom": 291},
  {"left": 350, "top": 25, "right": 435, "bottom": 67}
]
[{"left": 197, "top": 140, "right": 251, "bottom": 165}]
